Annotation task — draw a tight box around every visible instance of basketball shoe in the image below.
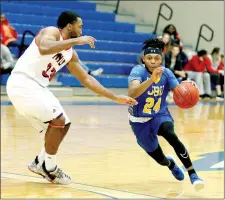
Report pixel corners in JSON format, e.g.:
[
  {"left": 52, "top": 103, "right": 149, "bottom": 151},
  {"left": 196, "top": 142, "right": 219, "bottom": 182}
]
[
  {"left": 166, "top": 155, "right": 185, "bottom": 181},
  {"left": 189, "top": 173, "right": 204, "bottom": 191},
  {"left": 28, "top": 156, "right": 72, "bottom": 184}
]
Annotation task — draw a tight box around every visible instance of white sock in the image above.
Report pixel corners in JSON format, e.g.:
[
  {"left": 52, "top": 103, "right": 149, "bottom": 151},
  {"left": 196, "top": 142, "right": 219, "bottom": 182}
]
[
  {"left": 37, "top": 148, "right": 45, "bottom": 164},
  {"left": 45, "top": 153, "right": 57, "bottom": 172}
]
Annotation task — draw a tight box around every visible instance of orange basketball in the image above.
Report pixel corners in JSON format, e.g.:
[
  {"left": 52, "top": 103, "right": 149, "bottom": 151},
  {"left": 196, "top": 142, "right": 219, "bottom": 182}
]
[{"left": 173, "top": 81, "right": 199, "bottom": 109}]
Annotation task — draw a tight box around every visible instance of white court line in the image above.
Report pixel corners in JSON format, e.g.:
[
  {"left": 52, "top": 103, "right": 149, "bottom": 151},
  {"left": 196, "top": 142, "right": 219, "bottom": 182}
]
[
  {"left": 1, "top": 172, "right": 161, "bottom": 199},
  {"left": 210, "top": 161, "right": 224, "bottom": 169}
]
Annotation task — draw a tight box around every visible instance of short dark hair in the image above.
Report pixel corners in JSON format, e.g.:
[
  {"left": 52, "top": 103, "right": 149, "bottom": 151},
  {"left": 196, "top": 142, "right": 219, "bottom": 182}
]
[
  {"left": 211, "top": 47, "right": 220, "bottom": 55},
  {"left": 172, "top": 43, "right": 180, "bottom": 48},
  {"left": 197, "top": 49, "right": 207, "bottom": 57},
  {"left": 57, "top": 11, "right": 80, "bottom": 29},
  {"left": 142, "top": 38, "right": 165, "bottom": 51}
]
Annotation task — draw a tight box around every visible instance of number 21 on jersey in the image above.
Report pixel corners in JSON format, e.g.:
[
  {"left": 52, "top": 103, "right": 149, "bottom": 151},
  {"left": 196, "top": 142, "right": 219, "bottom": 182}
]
[{"left": 143, "top": 97, "right": 161, "bottom": 114}]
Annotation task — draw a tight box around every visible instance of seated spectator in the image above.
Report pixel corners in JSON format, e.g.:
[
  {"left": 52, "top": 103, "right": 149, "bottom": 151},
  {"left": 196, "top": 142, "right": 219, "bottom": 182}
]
[
  {"left": 206, "top": 47, "right": 224, "bottom": 99},
  {"left": 218, "top": 54, "right": 224, "bottom": 91},
  {"left": 0, "top": 14, "right": 18, "bottom": 46},
  {"left": 208, "top": 47, "right": 221, "bottom": 68},
  {"left": 163, "top": 24, "right": 183, "bottom": 48},
  {"left": 0, "top": 13, "right": 35, "bottom": 57},
  {"left": 0, "top": 44, "right": 16, "bottom": 74},
  {"left": 165, "top": 43, "right": 188, "bottom": 82},
  {"left": 0, "top": 14, "right": 18, "bottom": 48},
  {"left": 158, "top": 33, "right": 172, "bottom": 55},
  {"left": 79, "top": 59, "right": 103, "bottom": 76},
  {"left": 184, "top": 50, "right": 212, "bottom": 99}
]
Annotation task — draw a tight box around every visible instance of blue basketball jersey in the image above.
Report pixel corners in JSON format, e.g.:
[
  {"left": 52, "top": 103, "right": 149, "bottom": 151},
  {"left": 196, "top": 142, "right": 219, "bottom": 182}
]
[{"left": 128, "top": 64, "right": 179, "bottom": 118}]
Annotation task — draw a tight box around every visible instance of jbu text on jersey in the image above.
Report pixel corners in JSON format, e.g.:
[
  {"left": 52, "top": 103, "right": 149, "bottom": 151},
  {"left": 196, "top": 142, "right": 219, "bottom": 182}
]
[{"left": 147, "top": 86, "right": 164, "bottom": 97}]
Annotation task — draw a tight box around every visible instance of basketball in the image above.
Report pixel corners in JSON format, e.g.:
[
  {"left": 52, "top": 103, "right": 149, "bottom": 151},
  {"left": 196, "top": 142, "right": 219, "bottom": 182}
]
[{"left": 173, "top": 81, "right": 199, "bottom": 109}]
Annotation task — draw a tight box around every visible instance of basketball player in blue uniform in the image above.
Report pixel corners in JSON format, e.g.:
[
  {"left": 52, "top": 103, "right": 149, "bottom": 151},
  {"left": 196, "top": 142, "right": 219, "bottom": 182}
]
[{"left": 128, "top": 38, "right": 204, "bottom": 191}]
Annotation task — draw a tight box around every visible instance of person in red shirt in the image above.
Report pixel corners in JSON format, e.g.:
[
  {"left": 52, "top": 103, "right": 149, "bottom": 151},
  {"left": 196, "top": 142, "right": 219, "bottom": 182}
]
[
  {"left": 218, "top": 54, "right": 224, "bottom": 92},
  {"left": 184, "top": 50, "right": 212, "bottom": 99},
  {"left": 0, "top": 14, "right": 18, "bottom": 47},
  {"left": 207, "top": 48, "right": 224, "bottom": 99},
  {"left": 0, "top": 13, "right": 35, "bottom": 57}
]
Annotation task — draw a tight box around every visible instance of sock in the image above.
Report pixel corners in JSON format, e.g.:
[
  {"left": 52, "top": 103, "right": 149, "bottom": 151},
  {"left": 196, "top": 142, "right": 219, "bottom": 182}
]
[
  {"left": 188, "top": 169, "right": 196, "bottom": 176},
  {"left": 168, "top": 159, "right": 175, "bottom": 170},
  {"left": 45, "top": 152, "right": 57, "bottom": 172},
  {"left": 187, "top": 166, "right": 196, "bottom": 176},
  {"left": 37, "top": 148, "right": 45, "bottom": 164}
]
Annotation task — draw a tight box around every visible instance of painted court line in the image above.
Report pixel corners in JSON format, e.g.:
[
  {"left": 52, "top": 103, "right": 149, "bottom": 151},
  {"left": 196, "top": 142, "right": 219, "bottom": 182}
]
[{"left": 1, "top": 172, "right": 163, "bottom": 199}]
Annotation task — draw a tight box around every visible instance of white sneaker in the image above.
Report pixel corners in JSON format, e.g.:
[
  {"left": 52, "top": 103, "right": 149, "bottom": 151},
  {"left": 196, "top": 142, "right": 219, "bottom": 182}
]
[
  {"left": 216, "top": 95, "right": 224, "bottom": 101},
  {"left": 189, "top": 173, "right": 204, "bottom": 191},
  {"left": 28, "top": 157, "right": 72, "bottom": 185},
  {"left": 42, "top": 161, "right": 72, "bottom": 185},
  {"left": 90, "top": 68, "right": 103, "bottom": 76},
  {"left": 28, "top": 156, "right": 45, "bottom": 178}
]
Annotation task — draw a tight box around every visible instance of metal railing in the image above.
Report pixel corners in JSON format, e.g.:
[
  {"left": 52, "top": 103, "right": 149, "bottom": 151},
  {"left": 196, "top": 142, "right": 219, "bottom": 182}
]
[
  {"left": 114, "top": 0, "right": 120, "bottom": 14},
  {"left": 195, "top": 24, "right": 214, "bottom": 51},
  {"left": 153, "top": 3, "right": 173, "bottom": 34}
]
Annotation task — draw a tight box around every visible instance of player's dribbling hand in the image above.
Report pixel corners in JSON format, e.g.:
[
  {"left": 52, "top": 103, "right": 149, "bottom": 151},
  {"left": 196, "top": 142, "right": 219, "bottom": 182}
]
[
  {"left": 76, "top": 36, "right": 96, "bottom": 48},
  {"left": 151, "top": 67, "right": 164, "bottom": 83},
  {"left": 114, "top": 95, "right": 138, "bottom": 105}
]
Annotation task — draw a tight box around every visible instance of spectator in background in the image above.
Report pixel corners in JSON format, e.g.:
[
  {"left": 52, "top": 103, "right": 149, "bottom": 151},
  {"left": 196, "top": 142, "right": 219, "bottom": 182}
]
[
  {"left": 0, "top": 14, "right": 18, "bottom": 47},
  {"left": 163, "top": 24, "right": 183, "bottom": 48},
  {"left": 184, "top": 50, "right": 212, "bottom": 99},
  {"left": 159, "top": 32, "right": 172, "bottom": 55},
  {"left": 0, "top": 13, "right": 35, "bottom": 57},
  {"left": 208, "top": 47, "right": 221, "bottom": 68},
  {"left": 218, "top": 54, "right": 224, "bottom": 91},
  {"left": 0, "top": 44, "right": 16, "bottom": 74},
  {"left": 165, "top": 43, "right": 188, "bottom": 82},
  {"left": 206, "top": 47, "right": 224, "bottom": 99}
]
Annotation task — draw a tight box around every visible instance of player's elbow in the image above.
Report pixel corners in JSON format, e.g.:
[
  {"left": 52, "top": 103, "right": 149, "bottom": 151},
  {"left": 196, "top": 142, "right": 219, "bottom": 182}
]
[
  {"left": 38, "top": 46, "right": 50, "bottom": 55},
  {"left": 128, "top": 89, "right": 136, "bottom": 99},
  {"left": 38, "top": 41, "right": 53, "bottom": 55}
]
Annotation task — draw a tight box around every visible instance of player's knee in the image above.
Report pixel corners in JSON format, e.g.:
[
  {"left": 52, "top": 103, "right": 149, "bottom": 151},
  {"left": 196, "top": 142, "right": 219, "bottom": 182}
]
[
  {"left": 63, "top": 123, "right": 71, "bottom": 135},
  {"left": 196, "top": 72, "right": 202, "bottom": 79},
  {"left": 159, "top": 121, "right": 174, "bottom": 136},
  {"left": 159, "top": 122, "right": 179, "bottom": 145},
  {"left": 51, "top": 114, "right": 66, "bottom": 126},
  {"left": 203, "top": 73, "right": 210, "bottom": 79}
]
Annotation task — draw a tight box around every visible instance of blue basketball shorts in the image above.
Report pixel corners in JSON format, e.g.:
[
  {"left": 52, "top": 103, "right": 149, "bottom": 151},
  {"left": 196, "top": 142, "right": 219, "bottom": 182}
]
[{"left": 129, "top": 111, "right": 174, "bottom": 153}]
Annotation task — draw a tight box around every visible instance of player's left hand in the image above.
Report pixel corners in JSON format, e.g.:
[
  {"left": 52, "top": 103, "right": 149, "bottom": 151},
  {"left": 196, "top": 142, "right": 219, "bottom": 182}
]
[{"left": 114, "top": 95, "right": 138, "bottom": 105}]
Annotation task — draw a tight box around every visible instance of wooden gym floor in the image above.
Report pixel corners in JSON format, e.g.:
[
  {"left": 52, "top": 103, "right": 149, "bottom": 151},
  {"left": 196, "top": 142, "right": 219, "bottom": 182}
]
[{"left": 1, "top": 96, "right": 224, "bottom": 199}]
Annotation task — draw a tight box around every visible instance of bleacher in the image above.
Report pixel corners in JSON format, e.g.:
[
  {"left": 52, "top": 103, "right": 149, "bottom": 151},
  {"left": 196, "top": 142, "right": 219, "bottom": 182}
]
[{"left": 1, "top": 1, "right": 156, "bottom": 88}]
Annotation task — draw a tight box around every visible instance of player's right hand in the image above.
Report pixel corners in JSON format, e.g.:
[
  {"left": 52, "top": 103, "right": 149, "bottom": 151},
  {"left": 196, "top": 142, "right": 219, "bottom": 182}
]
[
  {"left": 76, "top": 36, "right": 96, "bottom": 48},
  {"left": 113, "top": 95, "right": 138, "bottom": 105},
  {"left": 151, "top": 67, "right": 164, "bottom": 83}
]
